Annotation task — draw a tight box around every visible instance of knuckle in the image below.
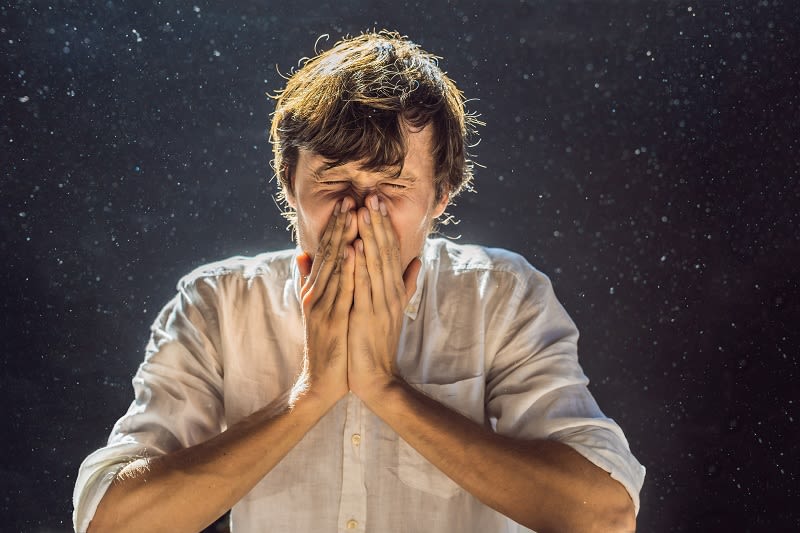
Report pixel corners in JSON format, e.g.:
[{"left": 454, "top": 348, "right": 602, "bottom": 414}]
[
  {"left": 369, "top": 259, "right": 383, "bottom": 274},
  {"left": 380, "top": 246, "right": 399, "bottom": 260}
]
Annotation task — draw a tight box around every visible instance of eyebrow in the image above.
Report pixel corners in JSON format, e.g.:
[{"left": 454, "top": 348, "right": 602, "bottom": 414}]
[{"left": 312, "top": 163, "right": 417, "bottom": 182}]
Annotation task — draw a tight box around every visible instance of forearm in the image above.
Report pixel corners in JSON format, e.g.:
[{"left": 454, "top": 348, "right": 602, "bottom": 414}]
[
  {"left": 365, "top": 380, "right": 635, "bottom": 533},
  {"left": 87, "top": 393, "right": 334, "bottom": 533}
]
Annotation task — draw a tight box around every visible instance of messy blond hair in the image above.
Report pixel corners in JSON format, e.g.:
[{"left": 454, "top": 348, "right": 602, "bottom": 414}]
[{"left": 270, "top": 30, "right": 481, "bottom": 224}]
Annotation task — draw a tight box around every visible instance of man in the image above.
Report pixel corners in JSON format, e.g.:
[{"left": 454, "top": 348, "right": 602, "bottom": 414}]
[{"left": 74, "top": 31, "right": 645, "bottom": 532}]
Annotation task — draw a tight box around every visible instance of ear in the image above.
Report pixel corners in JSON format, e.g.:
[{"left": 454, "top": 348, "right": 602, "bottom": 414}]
[
  {"left": 432, "top": 188, "right": 449, "bottom": 218},
  {"left": 284, "top": 168, "right": 297, "bottom": 209}
]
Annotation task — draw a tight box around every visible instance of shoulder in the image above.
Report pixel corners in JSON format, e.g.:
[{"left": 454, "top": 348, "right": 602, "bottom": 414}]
[
  {"left": 423, "top": 238, "right": 559, "bottom": 307},
  {"left": 425, "top": 237, "right": 546, "bottom": 280},
  {"left": 176, "top": 248, "right": 296, "bottom": 291}
]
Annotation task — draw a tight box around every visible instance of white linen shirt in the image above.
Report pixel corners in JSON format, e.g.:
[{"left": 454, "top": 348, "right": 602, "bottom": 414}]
[{"left": 73, "top": 238, "right": 645, "bottom": 533}]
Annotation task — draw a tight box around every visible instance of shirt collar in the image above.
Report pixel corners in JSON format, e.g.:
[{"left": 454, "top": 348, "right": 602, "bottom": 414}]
[
  {"left": 291, "top": 246, "right": 304, "bottom": 306},
  {"left": 403, "top": 241, "right": 429, "bottom": 321}
]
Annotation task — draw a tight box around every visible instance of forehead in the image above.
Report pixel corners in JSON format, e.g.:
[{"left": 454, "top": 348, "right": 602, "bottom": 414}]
[{"left": 301, "top": 123, "right": 436, "bottom": 178}]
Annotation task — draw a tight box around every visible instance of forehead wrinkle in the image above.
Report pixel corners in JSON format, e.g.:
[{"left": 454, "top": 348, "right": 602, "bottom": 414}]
[
  {"left": 312, "top": 160, "right": 417, "bottom": 183},
  {"left": 357, "top": 163, "right": 421, "bottom": 183},
  {"left": 360, "top": 165, "right": 403, "bottom": 180},
  {"left": 307, "top": 158, "right": 344, "bottom": 180}
]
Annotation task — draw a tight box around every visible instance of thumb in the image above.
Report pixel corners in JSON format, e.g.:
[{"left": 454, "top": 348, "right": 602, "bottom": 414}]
[{"left": 402, "top": 257, "right": 422, "bottom": 304}]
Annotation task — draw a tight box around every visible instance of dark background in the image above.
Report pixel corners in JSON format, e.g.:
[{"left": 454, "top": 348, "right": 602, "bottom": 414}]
[{"left": 2, "top": 1, "right": 798, "bottom": 531}]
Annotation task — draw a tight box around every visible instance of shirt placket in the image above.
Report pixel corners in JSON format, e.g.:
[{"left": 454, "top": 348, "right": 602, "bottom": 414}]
[{"left": 337, "top": 393, "right": 367, "bottom": 532}]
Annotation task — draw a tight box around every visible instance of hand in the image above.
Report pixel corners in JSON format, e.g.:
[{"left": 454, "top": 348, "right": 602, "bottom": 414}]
[
  {"left": 294, "top": 198, "right": 357, "bottom": 407},
  {"left": 348, "top": 194, "right": 421, "bottom": 403}
]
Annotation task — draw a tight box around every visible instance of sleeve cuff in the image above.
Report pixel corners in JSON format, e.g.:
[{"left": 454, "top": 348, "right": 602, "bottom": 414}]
[
  {"left": 551, "top": 425, "right": 646, "bottom": 515},
  {"left": 73, "top": 444, "right": 151, "bottom": 532}
]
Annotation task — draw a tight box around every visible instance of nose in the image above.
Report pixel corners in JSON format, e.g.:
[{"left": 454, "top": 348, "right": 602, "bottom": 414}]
[
  {"left": 350, "top": 192, "right": 366, "bottom": 209},
  {"left": 345, "top": 189, "right": 379, "bottom": 210}
]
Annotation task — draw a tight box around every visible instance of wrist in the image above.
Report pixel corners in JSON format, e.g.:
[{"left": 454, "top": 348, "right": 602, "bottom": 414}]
[
  {"left": 290, "top": 384, "right": 346, "bottom": 418},
  {"left": 356, "top": 374, "right": 407, "bottom": 411}
]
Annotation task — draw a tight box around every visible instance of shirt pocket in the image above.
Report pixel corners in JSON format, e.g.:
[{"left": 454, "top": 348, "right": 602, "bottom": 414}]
[{"left": 398, "top": 375, "right": 486, "bottom": 499}]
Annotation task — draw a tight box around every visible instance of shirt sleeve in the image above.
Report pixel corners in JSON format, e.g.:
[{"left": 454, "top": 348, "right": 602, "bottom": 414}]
[
  {"left": 72, "top": 274, "right": 226, "bottom": 533},
  {"left": 484, "top": 258, "right": 646, "bottom": 515}
]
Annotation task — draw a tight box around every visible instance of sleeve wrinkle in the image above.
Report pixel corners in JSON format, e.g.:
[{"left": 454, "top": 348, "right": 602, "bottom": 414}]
[
  {"left": 73, "top": 273, "right": 229, "bottom": 532},
  {"left": 480, "top": 258, "right": 645, "bottom": 514}
]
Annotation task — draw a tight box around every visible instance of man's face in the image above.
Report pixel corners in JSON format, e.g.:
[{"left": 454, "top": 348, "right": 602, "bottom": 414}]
[{"left": 286, "top": 124, "right": 448, "bottom": 271}]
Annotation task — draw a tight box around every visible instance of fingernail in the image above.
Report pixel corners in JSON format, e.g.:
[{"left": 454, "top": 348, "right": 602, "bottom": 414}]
[
  {"left": 345, "top": 211, "right": 352, "bottom": 227},
  {"left": 356, "top": 239, "right": 364, "bottom": 253},
  {"left": 342, "top": 197, "right": 351, "bottom": 211},
  {"left": 369, "top": 195, "right": 379, "bottom": 211},
  {"left": 379, "top": 201, "right": 387, "bottom": 216},
  {"left": 363, "top": 210, "right": 371, "bottom": 226},
  {"left": 335, "top": 201, "right": 342, "bottom": 215}
]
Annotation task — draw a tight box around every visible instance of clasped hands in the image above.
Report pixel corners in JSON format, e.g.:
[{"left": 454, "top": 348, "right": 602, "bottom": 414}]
[{"left": 294, "top": 195, "right": 420, "bottom": 408}]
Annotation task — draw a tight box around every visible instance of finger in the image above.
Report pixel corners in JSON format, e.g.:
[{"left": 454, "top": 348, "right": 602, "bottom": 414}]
[
  {"left": 334, "top": 245, "right": 355, "bottom": 316},
  {"left": 353, "top": 238, "right": 372, "bottom": 312},
  {"left": 357, "top": 203, "right": 388, "bottom": 308},
  {"left": 308, "top": 200, "right": 350, "bottom": 307},
  {"left": 315, "top": 199, "right": 353, "bottom": 310},
  {"left": 402, "top": 257, "right": 422, "bottom": 305},
  {"left": 367, "top": 195, "right": 404, "bottom": 307},
  {"left": 342, "top": 200, "right": 359, "bottom": 244},
  {"left": 304, "top": 201, "right": 341, "bottom": 296},
  {"left": 373, "top": 197, "right": 406, "bottom": 302}
]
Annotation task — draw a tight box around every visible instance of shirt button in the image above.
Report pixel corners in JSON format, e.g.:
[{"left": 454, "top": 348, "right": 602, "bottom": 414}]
[
  {"left": 351, "top": 433, "right": 362, "bottom": 446},
  {"left": 346, "top": 519, "right": 358, "bottom": 529}
]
